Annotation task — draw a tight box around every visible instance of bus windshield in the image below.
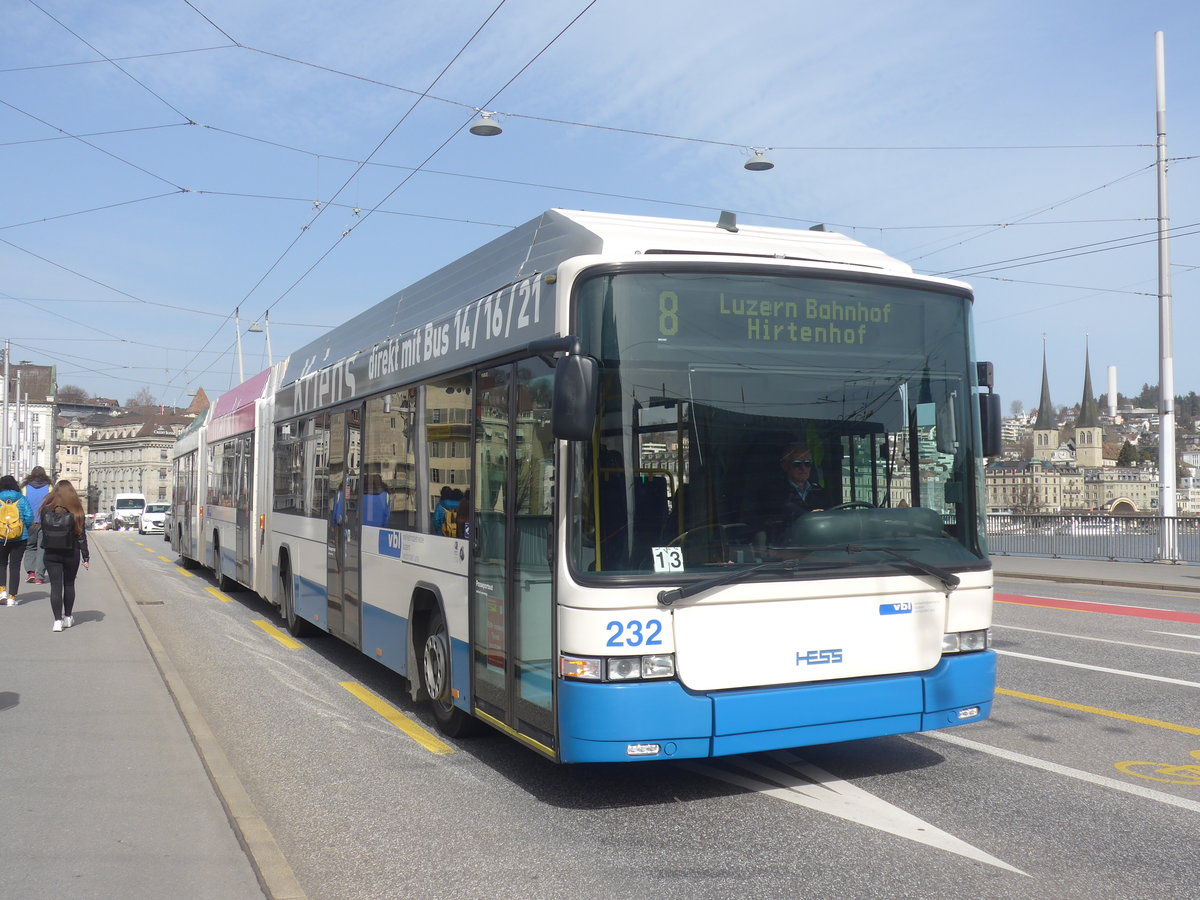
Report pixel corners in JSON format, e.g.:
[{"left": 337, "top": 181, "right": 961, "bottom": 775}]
[{"left": 570, "top": 268, "right": 987, "bottom": 580}]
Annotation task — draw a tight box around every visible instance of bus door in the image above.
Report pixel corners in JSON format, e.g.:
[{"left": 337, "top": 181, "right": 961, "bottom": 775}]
[
  {"left": 471, "top": 358, "right": 556, "bottom": 752},
  {"left": 234, "top": 435, "right": 253, "bottom": 584},
  {"left": 326, "top": 406, "right": 363, "bottom": 648}
]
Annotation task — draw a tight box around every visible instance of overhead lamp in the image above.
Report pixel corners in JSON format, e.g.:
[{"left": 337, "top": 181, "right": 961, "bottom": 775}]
[
  {"left": 469, "top": 112, "right": 502, "bottom": 136},
  {"left": 744, "top": 149, "right": 775, "bottom": 171}
]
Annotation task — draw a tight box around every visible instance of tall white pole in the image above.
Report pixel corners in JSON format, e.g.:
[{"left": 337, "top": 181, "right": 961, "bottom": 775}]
[
  {"left": 1, "top": 341, "right": 8, "bottom": 473},
  {"left": 1155, "top": 31, "right": 1177, "bottom": 559},
  {"left": 264, "top": 311, "right": 273, "bottom": 367},
  {"left": 21, "top": 391, "right": 29, "bottom": 474},
  {"left": 15, "top": 372, "right": 23, "bottom": 475}
]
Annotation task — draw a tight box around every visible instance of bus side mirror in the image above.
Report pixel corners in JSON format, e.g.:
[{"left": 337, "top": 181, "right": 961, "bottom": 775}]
[
  {"left": 551, "top": 354, "right": 599, "bottom": 441},
  {"left": 979, "top": 392, "right": 1002, "bottom": 458}
]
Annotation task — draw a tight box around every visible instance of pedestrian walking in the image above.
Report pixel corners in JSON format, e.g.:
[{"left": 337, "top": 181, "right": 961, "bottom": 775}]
[
  {"left": 0, "top": 474, "right": 35, "bottom": 607},
  {"left": 38, "top": 480, "right": 90, "bottom": 632},
  {"left": 21, "top": 465, "right": 52, "bottom": 585}
]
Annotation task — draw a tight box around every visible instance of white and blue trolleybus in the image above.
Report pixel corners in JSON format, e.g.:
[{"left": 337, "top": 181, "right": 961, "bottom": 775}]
[{"left": 174, "top": 209, "right": 1002, "bottom": 763}]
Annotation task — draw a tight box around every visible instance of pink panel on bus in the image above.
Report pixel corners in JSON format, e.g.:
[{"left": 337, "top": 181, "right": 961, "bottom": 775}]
[{"left": 208, "top": 368, "right": 272, "bottom": 442}]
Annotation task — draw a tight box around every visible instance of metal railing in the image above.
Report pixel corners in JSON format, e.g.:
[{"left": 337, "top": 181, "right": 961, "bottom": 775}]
[{"left": 986, "top": 514, "right": 1198, "bottom": 563}]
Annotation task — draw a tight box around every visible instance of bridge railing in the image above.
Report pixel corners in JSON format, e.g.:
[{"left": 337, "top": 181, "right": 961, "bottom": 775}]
[{"left": 986, "top": 514, "right": 1198, "bottom": 563}]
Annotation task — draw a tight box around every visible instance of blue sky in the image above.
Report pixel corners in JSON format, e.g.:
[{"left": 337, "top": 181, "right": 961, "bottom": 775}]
[{"left": 3, "top": 0, "right": 1198, "bottom": 413}]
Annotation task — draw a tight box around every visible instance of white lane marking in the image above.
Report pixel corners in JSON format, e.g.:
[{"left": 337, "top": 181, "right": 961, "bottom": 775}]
[
  {"left": 922, "top": 731, "right": 1200, "bottom": 815},
  {"left": 1148, "top": 631, "right": 1200, "bottom": 641},
  {"left": 685, "top": 751, "right": 1026, "bottom": 875},
  {"left": 995, "top": 624, "right": 1200, "bottom": 657},
  {"left": 997, "top": 649, "right": 1200, "bottom": 689}
]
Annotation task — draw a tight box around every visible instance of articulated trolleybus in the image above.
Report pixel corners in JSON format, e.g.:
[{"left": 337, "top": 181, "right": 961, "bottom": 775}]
[{"left": 173, "top": 209, "right": 1003, "bottom": 763}]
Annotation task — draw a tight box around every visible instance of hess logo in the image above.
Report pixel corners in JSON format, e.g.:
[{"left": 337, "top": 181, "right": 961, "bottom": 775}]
[{"left": 796, "top": 649, "right": 843, "bottom": 665}]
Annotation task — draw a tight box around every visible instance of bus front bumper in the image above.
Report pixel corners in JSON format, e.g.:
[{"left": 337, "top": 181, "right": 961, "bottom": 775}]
[{"left": 556, "top": 650, "right": 995, "bottom": 763}]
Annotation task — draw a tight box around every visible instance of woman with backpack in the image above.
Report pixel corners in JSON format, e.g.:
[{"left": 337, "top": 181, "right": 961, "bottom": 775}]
[
  {"left": 0, "top": 474, "right": 35, "bottom": 607},
  {"left": 21, "top": 465, "right": 52, "bottom": 585},
  {"left": 39, "top": 480, "right": 90, "bottom": 633}
]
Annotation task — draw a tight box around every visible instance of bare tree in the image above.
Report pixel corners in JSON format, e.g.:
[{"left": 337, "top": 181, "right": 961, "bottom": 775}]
[
  {"left": 125, "top": 386, "right": 156, "bottom": 408},
  {"left": 1009, "top": 399, "right": 1024, "bottom": 418},
  {"left": 57, "top": 384, "right": 88, "bottom": 403},
  {"left": 1011, "top": 482, "right": 1043, "bottom": 514}
]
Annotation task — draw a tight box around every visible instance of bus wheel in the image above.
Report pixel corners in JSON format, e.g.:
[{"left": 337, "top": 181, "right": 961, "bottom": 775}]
[
  {"left": 422, "top": 609, "right": 482, "bottom": 738},
  {"left": 214, "top": 537, "right": 235, "bottom": 592},
  {"left": 282, "top": 568, "right": 315, "bottom": 638}
]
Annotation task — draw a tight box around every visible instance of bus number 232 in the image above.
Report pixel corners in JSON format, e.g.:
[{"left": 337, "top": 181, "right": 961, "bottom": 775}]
[{"left": 606, "top": 619, "right": 664, "bottom": 647}]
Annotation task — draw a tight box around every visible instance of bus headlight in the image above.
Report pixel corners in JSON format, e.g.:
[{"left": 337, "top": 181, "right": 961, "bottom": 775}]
[
  {"left": 560, "top": 656, "right": 603, "bottom": 680},
  {"left": 942, "top": 628, "right": 991, "bottom": 653},
  {"left": 560, "top": 653, "right": 676, "bottom": 682},
  {"left": 607, "top": 657, "right": 642, "bottom": 680}
]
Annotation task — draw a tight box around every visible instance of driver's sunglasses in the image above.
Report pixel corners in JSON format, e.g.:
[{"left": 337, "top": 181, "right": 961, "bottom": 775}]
[{"left": 791, "top": 459, "right": 813, "bottom": 467}]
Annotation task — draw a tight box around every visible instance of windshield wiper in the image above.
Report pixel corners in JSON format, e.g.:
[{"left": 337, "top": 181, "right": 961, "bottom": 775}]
[
  {"left": 657, "top": 558, "right": 842, "bottom": 607},
  {"left": 845, "top": 544, "right": 960, "bottom": 594}
]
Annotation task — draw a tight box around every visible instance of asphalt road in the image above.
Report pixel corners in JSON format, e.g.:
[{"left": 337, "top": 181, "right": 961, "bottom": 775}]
[{"left": 100, "top": 533, "right": 1200, "bottom": 900}]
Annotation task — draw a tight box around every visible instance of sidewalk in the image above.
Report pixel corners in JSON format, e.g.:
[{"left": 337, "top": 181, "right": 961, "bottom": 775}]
[
  {"left": 992, "top": 553, "right": 1200, "bottom": 595},
  {"left": 0, "top": 540, "right": 270, "bottom": 900}
]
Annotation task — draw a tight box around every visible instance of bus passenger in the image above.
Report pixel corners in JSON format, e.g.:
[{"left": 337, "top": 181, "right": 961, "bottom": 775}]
[
  {"left": 433, "top": 486, "right": 462, "bottom": 537},
  {"left": 362, "top": 473, "right": 390, "bottom": 527}
]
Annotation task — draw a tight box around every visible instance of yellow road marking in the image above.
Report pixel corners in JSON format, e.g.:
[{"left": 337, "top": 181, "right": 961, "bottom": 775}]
[
  {"left": 339, "top": 681, "right": 454, "bottom": 755},
  {"left": 157, "top": 555, "right": 172, "bottom": 562},
  {"left": 176, "top": 568, "right": 195, "bottom": 577},
  {"left": 204, "top": 586, "right": 233, "bottom": 603},
  {"left": 144, "top": 547, "right": 156, "bottom": 553},
  {"left": 251, "top": 619, "right": 303, "bottom": 650},
  {"left": 998, "top": 687, "right": 1200, "bottom": 735},
  {"left": 1115, "top": 750, "right": 1200, "bottom": 785}
]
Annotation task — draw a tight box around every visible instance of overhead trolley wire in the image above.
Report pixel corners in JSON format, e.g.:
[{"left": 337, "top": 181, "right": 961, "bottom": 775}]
[
  {"left": 0, "top": 99, "right": 188, "bottom": 191},
  {"left": 938, "top": 221, "right": 1200, "bottom": 278},
  {"left": 163, "top": 0, "right": 522, "bottom": 398},
  {"left": 25, "top": 0, "right": 195, "bottom": 123}
]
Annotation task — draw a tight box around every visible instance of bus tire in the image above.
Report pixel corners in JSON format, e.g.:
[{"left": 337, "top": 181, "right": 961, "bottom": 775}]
[
  {"left": 281, "top": 564, "right": 315, "bottom": 638},
  {"left": 421, "top": 608, "right": 483, "bottom": 738},
  {"left": 213, "top": 535, "right": 235, "bottom": 592},
  {"left": 179, "top": 535, "right": 199, "bottom": 568}
]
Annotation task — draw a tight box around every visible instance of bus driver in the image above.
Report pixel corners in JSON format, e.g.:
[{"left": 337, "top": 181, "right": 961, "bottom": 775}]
[{"left": 752, "top": 442, "right": 827, "bottom": 545}]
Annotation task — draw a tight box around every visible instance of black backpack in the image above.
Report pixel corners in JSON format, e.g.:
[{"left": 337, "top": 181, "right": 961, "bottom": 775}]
[{"left": 41, "top": 506, "right": 76, "bottom": 550}]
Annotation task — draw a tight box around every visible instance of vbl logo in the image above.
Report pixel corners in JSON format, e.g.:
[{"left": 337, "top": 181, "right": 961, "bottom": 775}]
[{"left": 796, "top": 648, "right": 843, "bottom": 665}]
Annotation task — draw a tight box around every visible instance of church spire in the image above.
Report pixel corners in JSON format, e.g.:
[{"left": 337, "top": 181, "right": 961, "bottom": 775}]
[
  {"left": 1031, "top": 337, "right": 1058, "bottom": 462},
  {"left": 1034, "top": 337, "right": 1054, "bottom": 428},
  {"left": 1077, "top": 336, "right": 1101, "bottom": 428}
]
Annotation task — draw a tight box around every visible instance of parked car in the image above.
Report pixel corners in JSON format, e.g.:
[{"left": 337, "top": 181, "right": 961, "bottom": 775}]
[{"left": 139, "top": 503, "right": 170, "bottom": 535}]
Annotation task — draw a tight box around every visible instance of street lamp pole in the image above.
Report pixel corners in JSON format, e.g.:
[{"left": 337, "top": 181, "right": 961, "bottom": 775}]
[{"left": 1154, "top": 31, "right": 1177, "bottom": 560}]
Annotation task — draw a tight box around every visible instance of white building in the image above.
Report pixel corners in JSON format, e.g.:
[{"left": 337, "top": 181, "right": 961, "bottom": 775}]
[{"left": 1, "top": 362, "right": 56, "bottom": 478}]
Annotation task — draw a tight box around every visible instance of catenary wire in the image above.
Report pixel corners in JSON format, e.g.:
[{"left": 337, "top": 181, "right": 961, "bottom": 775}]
[
  {"left": 26, "top": 0, "right": 194, "bottom": 123},
  {"left": 161, "top": 0, "right": 517, "bottom": 399}
]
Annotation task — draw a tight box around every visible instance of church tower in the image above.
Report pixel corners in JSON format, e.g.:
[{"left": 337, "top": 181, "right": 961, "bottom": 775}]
[
  {"left": 1074, "top": 339, "right": 1103, "bottom": 468},
  {"left": 1032, "top": 342, "right": 1057, "bottom": 462}
]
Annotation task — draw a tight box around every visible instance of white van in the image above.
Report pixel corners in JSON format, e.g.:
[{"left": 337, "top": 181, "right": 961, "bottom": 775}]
[{"left": 112, "top": 493, "right": 147, "bottom": 530}]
